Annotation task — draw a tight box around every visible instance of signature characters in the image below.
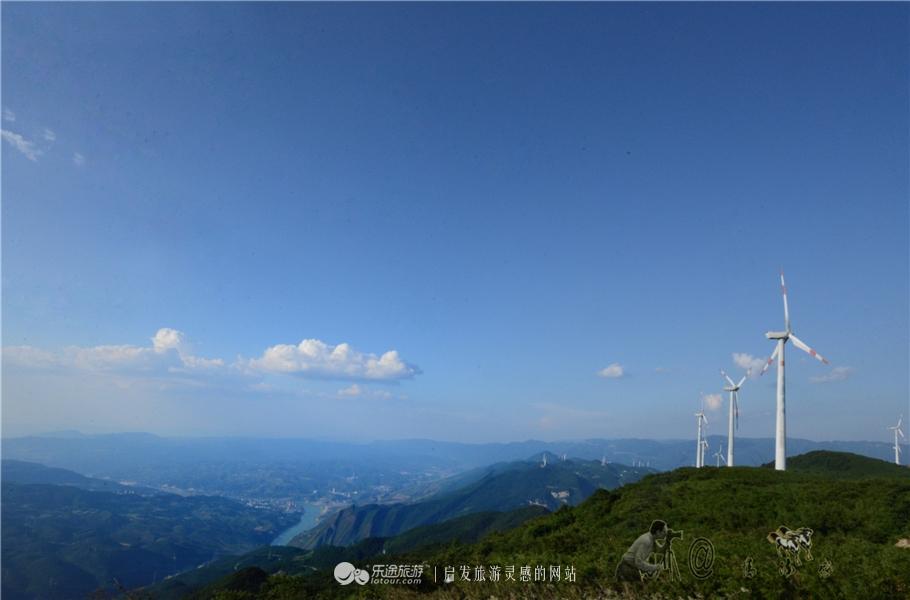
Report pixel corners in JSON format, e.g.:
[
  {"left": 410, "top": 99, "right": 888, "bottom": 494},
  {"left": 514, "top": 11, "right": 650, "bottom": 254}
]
[
  {"left": 614, "top": 520, "right": 668, "bottom": 582},
  {"left": 615, "top": 520, "right": 685, "bottom": 582},
  {"left": 767, "top": 525, "right": 813, "bottom": 576}
]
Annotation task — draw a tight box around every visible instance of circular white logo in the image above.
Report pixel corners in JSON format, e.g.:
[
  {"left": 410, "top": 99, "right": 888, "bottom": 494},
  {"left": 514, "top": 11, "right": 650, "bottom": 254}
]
[{"left": 334, "top": 562, "right": 370, "bottom": 585}]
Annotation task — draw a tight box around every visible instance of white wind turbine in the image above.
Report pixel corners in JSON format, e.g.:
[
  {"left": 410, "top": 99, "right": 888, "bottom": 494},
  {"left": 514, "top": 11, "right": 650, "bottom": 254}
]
[
  {"left": 695, "top": 398, "right": 708, "bottom": 468},
  {"left": 720, "top": 368, "right": 750, "bottom": 467},
  {"left": 714, "top": 444, "right": 726, "bottom": 467},
  {"left": 888, "top": 416, "right": 904, "bottom": 466},
  {"left": 761, "top": 271, "right": 830, "bottom": 471}
]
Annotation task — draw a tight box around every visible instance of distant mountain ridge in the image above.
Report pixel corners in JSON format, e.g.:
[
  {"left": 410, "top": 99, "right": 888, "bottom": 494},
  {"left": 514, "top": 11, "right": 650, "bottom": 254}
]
[
  {"left": 1, "top": 459, "right": 158, "bottom": 495},
  {"left": 289, "top": 456, "right": 653, "bottom": 549},
  {"left": 766, "top": 450, "right": 910, "bottom": 478},
  {"left": 4, "top": 432, "right": 904, "bottom": 477}
]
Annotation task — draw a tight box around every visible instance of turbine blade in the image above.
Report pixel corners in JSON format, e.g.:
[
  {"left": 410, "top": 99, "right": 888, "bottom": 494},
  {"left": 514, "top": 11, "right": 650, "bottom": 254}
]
[
  {"left": 721, "top": 369, "right": 736, "bottom": 387},
  {"left": 737, "top": 374, "right": 748, "bottom": 388},
  {"left": 789, "top": 333, "right": 830, "bottom": 364},
  {"left": 760, "top": 345, "right": 780, "bottom": 376},
  {"left": 780, "top": 270, "right": 791, "bottom": 332}
]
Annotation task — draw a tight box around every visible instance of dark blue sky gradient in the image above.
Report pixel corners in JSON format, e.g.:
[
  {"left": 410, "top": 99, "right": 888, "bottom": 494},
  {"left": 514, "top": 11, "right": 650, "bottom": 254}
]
[{"left": 3, "top": 3, "right": 907, "bottom": 441}]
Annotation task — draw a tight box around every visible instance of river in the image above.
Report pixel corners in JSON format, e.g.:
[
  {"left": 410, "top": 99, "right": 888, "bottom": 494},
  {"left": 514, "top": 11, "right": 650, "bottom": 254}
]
[{"left": 271, "top": 502, "right": 323, "bottom": 546}]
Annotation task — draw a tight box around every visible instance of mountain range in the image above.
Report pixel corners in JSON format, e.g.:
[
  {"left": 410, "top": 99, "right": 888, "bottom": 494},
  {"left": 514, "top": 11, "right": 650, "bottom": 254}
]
[{"left": 290, "top": 454, "right": 653, "bottom": 549}]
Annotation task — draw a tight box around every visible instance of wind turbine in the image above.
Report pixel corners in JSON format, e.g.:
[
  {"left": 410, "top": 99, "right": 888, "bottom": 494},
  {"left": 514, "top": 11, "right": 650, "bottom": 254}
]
[
  {"left": 720, "top": 368, "right": 750, "bottom": 466},
  {"left": 714, "top": 444, "right": 726, "bottom": 467},
  {"left": 761, "top": 271, "right": 829, "bottom": 471},
  {"left": 889, "top": 416, "right": 904, "bottom": 466},
  {"left": 695, "top": 399, "right": 708, "bottom": 468}
]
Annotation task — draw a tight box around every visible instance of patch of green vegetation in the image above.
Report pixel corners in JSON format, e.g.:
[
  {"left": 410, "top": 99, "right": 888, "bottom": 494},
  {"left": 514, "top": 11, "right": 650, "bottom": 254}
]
[{"left": 767, "top": 450, "right": 910, "bottom": 479}]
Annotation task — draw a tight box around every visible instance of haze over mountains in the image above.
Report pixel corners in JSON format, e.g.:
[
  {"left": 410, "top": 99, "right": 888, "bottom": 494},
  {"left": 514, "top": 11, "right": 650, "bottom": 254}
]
[
  {"left": 3, "top": 432, "right": 904, "bottom": 481},
  {"left": 290, "top": 455, "right": 653, "bottom": 549}
]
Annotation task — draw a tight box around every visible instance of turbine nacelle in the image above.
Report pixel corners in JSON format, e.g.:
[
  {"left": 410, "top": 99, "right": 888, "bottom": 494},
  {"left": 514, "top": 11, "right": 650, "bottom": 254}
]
[{"left": 765, "top": 331, "right": 789, "bottom": 340}]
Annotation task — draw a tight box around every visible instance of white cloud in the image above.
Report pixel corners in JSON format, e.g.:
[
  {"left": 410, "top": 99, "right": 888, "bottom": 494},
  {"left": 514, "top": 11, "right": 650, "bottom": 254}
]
[
  {"left": 43, "top": 128, "right": 56, "bottom": 142},
  {"left": 3, "top": 346, "right": 59, "bottom": 368},
  {"left": 5, "top": 328, "right": 222, "bottom": 375},
  {"left": 732, "top": 353, "right": 765, "bottom": 377},
  {"left": 2, "top": 129, "right": 42, "bottom": 161},
  {"left": 3, "top": 108, "right": 15, "bottom": 122},
  {"left": 180, "top": 355, "right": 225, "bottom": 370},
  {"left": 338, "top": 384, "right": 363, "bottom": 397},
  {"left": 5, "top": 331, "right": 415, "bottom": 397},
  {"left": 69, "top": 344, "right": 162, "bottom": 371},
  {"left": 73, "top": 152, "right": 86, "bottom": 166},
  {"left": 337, "top": 384, "right": 395, "bottom": 400},
  {"left": 598, "top": 363, "right": 624, "bottom": 379},
  {"left": 810, "top": 366, "right": 853, "bottom": 384},
  {"left": 248, "top": 338, "right": 418, "bottom": 381},
  {"left": 152, "top": 328, "right": 186, "bottom": 354},
  {"left": 703, "top": 393, "right": 723, "bottom": 411}
]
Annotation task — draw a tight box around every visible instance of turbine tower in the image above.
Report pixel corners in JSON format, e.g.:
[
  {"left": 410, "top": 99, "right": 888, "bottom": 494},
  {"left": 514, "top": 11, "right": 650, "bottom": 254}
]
[
  {"left": 695, "top": 401, "right": 708, "bottom": 468},
  {"left": 761, "top": 271, "right": 830, "bottom": 471},
  {"left": 720, "top": 368, "right": 750, "bottom": 467},
  {"left": 889, "top": 416, "right": 904, "bottom": 466}
]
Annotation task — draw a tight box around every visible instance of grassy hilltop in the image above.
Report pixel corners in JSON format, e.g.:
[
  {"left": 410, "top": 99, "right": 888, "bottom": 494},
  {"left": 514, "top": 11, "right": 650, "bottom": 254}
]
[{"left": 188, "top": 451, "right": 910, "bottom": 600}]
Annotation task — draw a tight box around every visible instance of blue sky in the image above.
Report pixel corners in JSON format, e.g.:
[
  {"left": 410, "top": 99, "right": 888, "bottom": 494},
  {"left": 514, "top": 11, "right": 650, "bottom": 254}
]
[{"left": 2, "top": 3, "right": 907, "bottom": 443}]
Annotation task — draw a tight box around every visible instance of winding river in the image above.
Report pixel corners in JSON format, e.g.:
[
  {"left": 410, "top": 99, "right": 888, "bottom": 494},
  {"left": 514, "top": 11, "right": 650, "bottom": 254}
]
[{"left": 271, "top": 502, "right": 323, "bottom": 546}]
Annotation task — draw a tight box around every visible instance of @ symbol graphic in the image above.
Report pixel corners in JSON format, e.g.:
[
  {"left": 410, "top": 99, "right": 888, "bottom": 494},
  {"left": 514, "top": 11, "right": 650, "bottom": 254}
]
[{"left": 687, "top": 537, "right": 715, "bottom": 579}]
